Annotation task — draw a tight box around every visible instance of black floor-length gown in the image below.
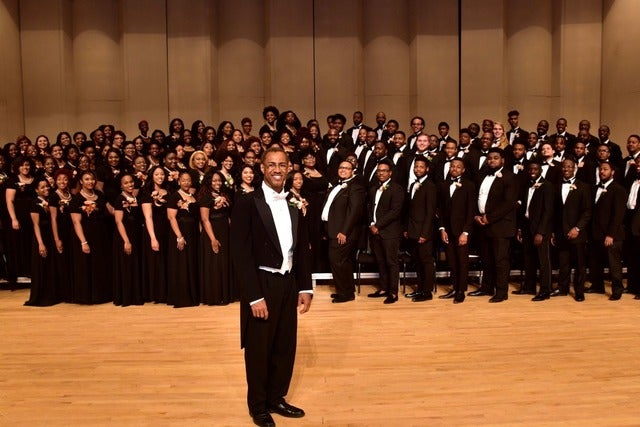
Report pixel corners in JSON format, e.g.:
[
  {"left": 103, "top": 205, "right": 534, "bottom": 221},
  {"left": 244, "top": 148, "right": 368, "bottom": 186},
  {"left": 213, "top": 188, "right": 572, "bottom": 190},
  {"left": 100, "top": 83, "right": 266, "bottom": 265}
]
[
  {"left": 6, "top": 176, "right": 36, "bottom": 281},
  {"left": 69, "top": 191, "right": 113, "bottom": 304},
  {"left": 24, "top": 199, "right": 58, "bottom": 306},
  {"left": 49, "top": 190, "right": 74, "bottom": 302},
  {"left": 302, "top": 173, "right": 330, "bottom": 272},
  {"left": 112, "top": 194, "right": 144, "bottom": 306},
  {"left": 139, "top": 189, "right": 169, "bottom": 303},
  {"left": 166, "top": 191, "right": 199, "bottom": 307},
  {"left": 198, "top": 193, "right": 231, "bottom": 305}
]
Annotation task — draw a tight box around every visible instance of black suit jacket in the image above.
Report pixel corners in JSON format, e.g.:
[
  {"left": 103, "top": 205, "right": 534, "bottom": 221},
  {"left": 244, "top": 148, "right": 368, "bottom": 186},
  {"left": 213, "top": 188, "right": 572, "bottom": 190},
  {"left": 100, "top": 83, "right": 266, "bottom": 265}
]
[
  {"left": 477, "top": 169, "right": 519, "bottom": 238},
  {"left": 554, "top": 179, "right": 592, "bottom": 243},
  {"left": 590, "top": 180, "right": 627, "bottom": 242},
  {"left": 230, "top": 187, "right": 312, "bottom": 346},
  {"left": 518, "top": 178, "right": 555, "bottom": 236},
  {"left": 322, "top": 145, "right": 349, "bottom": 183},
  {"left": 368, "top": 181, "right": 404, "bottom": 239},
  {"left": 541, "top": 160, "right": 562, "bottom": 185},
  {"left": 575, "top": 157, "right": 597, "bottom": 187},
  {"left": 323, "top": 178, "right": 366, "bottom": 241},
  {"left": 404, "top": 179, "right": 437, "bottom": 240},
  {"left": 438, "top": 179, "right": 475, "bottom": 237}
]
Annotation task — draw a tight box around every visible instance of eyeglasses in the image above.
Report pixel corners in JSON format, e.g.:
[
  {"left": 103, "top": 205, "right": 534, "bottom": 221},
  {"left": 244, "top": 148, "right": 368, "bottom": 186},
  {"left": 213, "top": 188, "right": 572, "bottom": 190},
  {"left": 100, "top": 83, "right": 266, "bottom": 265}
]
[{"left": 265, "top": 162, "right": 288, "bottom": 170}]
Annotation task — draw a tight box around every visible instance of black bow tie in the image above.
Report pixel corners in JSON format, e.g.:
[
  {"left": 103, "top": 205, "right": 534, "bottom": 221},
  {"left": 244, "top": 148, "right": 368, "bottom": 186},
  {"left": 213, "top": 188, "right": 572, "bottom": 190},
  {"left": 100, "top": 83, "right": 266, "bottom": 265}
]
[
  {"left": 480, "top": 152, "right": 488, "bottom": 157},
  {"left": 562, "top": 179, "right": 573, "bottom": 184},
  {"left": 450, "top": 177, "right": 460, "bottom": 183},
  {"left": 527, "top": 148, "right": 537, "bottom": 152},
  {"left": 445, "top": 158, "right": 454, "bottom": 163},
  {"left": 626, "top": 155, "right": 635, "bottom": 161},
  {"left": 598, "top": 183, "right": 606, "bottom": 189},
  {"left": 530, "top": 181, "right": 539, "bottom": 188}
]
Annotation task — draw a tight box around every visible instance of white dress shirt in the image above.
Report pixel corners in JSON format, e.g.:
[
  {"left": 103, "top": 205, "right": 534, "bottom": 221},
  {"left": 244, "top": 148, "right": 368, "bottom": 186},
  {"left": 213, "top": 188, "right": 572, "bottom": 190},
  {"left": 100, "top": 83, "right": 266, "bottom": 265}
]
[{"left": 478, "top": 168, "right": 502, "bottom": 214}]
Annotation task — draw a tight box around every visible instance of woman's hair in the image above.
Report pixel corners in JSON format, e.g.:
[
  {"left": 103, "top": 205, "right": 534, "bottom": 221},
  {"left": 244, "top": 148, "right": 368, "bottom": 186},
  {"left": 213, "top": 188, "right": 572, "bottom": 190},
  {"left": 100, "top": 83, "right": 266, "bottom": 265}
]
[
  {"left": 188, "top": 150, "right": 210, "bottom": 171},
  {"left": 141, "top": 165, "right": 167, "bottom": 193},
  {"left": 11, "top": 156, "right": 34, "bottom": 174},
  {"left": 262, "top": 105, "right": 280, "bottom": 120},
  {"left": 285, "top": 170, "right": 304, "bottom": 192}
]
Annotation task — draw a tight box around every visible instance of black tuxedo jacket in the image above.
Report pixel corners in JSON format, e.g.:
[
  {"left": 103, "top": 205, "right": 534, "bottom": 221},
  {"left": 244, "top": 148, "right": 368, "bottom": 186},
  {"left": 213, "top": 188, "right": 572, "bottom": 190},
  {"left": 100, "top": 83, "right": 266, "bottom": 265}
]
[
  {"left": 590, "top": 181, "right": 627, "bottom": 242},
  {"left": 554, "top": 179, "right": 592, "bottom": 243},
  {"left": 231, "top": 187, "right": 312, "bottom": 344},
  {"left": 541, "top": 159, "right": 562, "bottom": 185},
  {"left": 626, "top": 188, "right": 640, "bottom": 236},
  {"left": 430, "top": 153, "right": 457, "bottom": 184},
  {"left": 368, "top": 181, "right": 404, "bottom": 239},
  {"left": 322, "top": 145, "right": 349, "bottom": 183},
  {"left": 466, "top": 149, "right": 491, "bottom": 183},
  {"left": 477, "top": 169, "right": 519, "bottom": 238},
  {"left": 622, "top": 155, "right": 640, "bottom": 189},
  {"left": 550, "top": 132, "right": 577, "bottom": 149},
  {"left": 438, "top": 179, "right": 475, "bottom": 237},
  {"left": 404, "top": 179, "right": 437, "bottom": 240},
  {"left": 517, "top": 179, "right": 555, "bottom": 236},
  {"left": 507, "top": 127, "right": 528, "bottom": 144},
  {"left": 575, "top": 157, "right": 597, "bottom": 186},
  {"left": 323, "top": 178, "right": 366, "bottom": 240}
]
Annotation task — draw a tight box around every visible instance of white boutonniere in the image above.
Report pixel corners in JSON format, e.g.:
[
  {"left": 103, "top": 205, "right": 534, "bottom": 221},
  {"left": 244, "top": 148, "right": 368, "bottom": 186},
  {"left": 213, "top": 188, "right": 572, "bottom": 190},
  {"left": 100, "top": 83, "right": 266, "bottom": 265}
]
[
  {"left": 59, "top": 198, "right": 69, "bottom": 212},
  {"left": 495, "top": 171, "right": 503, "bottom": 178},
  {"left": 455, "top": 182, "right": 462, "bottom": 188},
  {"left": 38, "top": 199, "right": 49, "bottom": 210},
  {"left": 414, "top": 182, "right": 422, "bottom": 191},
  {"left": 533, "top": 182, "right": 542, "bottom": 189},
  {"left": 0, "top": 173, "right": 7, "bottom": 184},
  {"left": 569, "top": 184, "right": 577, "bottom": 191},
  {"left": 601, "top": 189, "right": 607, "bottom": 194},
  {"left": 341, "top": 182, "right": 348, "bottom": 189},
  {"left": 225, "top": 176, "right": 234, "bottom": 187},
  {"left": 81, "top": 200, "right": 98, "bottom": 216},
  {"left": 378, "top": 183, "right": 390, "bottom": 192},
  {"left": 112, "top": 168, "right": 120, "bottom": 177},
  {"left": 167, "top": 170, "right": 179, "bottom": 182},
  {"left": 578, "top": 162, "right": 584, "bottom": 168},
  {"left": 517, "top": 164, "right": 524, "bottom": 171},
  {"left": 16, "top": 181, "right": 26, "bottom": 191}
]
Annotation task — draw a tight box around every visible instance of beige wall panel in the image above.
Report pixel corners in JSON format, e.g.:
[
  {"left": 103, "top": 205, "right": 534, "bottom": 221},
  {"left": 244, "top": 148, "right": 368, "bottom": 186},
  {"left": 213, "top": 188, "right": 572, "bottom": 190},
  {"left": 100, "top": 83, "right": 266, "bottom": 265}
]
[
  {"left": 72, "top": 0, "right": 124, "bottom": 133},
  {"left": 166, "top": 0, "right": 217, "bottom": 130},
  {"left": 0, "top": 0, "right": 24, "bottom": 142},
  {"left": 601, "top": 0, "right": 639, "bottom": 140},
  {"left": 266, "top": 0, "right": 314, "bottom": 123},
  {"left": 553, "top": 0, "right": 602, "bottom": 132},
  {"left": 19, "top": 0, "right": 75, "bottom": 139},
  {"left": 217, "top": 0, "right": 265, "bottom": 127},
  {"left": 121, "top": 0, "right": 168, "bottom": 138},
  {"left": 460, "top": 0, "right": 506, "bottom": 127},
  {"left": 410, "top": 0, "right": 458, "bottom": 134},
  {"left": 363, "top": 0, "right": 409, "bottom": 130},
  {"left": 505, "top": 0, "right": 553, "bottom": 130}
]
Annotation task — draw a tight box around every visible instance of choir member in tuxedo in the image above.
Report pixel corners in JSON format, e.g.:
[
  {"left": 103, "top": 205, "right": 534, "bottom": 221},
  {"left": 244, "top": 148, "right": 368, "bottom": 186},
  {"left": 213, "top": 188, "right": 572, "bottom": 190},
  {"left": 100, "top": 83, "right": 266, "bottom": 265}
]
[
  {"left": 437, "top": 158, "right": 475, "bottom": 303},
  {"left": 506, "top": 110, "right": 528, "bottom": 145},
  {"left": 406, "top": 116, "right": 426, "bottom": 152},
  {"left": 514, "top": 161, "right": 555, "bottom": 300},
  {"left": 536, "top": 120, "right": 550, "bottom": 143},
  {"left": 457, "top": 128, "right": 475, "bottom": 160},
  {"left": 468, "top": 148, "right": 519, "bottom": 302},
  {"left": 468, "top": 122, "right": 481, "bottom": 148},
  {"left": 357, "top": 129, "right": 377, "bottom": 173},
  {"left": 322, "top": 128, "right": 349, "bottom": 183},
  {"left": 525, "top": 132, "right": 540, "bottom": 161},
  {"left": 430, "top": 141, "right": 458, "bottom": 184},
  {"left": 538, "top": 141, "right": 562, "bottom": 185},
  {"left": 230, "top": 146, "right": 312, "bottom": 426},
  {"left": 390, "top": 131, "right": 408, "bottom": 164},
  {"left": 587, "top": 162, "right": 627, "bottom": 300},
  {"left": 572, "top": 141, "right": 597, "bottom": 186},
  {"left": 321, "top": 161, "right": 366, "bottom": 303},
  {"left": 346, "top": 111, "right": 364, "bottom": 144},
  {"left": 436, "top": 122, "right": 457, "bottom": 151},
  {"left": 363, "top": 141, "right": 390, "bottom": 187},
  {"left": 510, "top": 140, "right": 529, "bottom": 191},
  {"left": 402, "top": 156, "right": 437, "bottom": 302},
  {"left": 553, "top": 135, "right": 568, "bottom": 163},
  {"left": 549, "top": 118, "right": 577, "bottom": 150},
  {"left": 367, "top": 159, "right": 404, "bottom": 304},
  {"left": 594, "top": 145, "right": 621, "bottom": 185},
  {"left": 373, "top": 111, "right": 386, "bottom": 141},
  {"left": 624, "top": 157, "right": 640, "bottom": 297},
  {"left": 598, "top": 125, "right": 624, "bottom": 168},
  {"left": 323, "top": 113, "right": 354, "bottom": 152},
  {"left": 621, "top": 134, "right": 640, "bottom": 189},
  {"left": 578, "top": 120, "right": 602, "bottom": 153},
  {"left": 466, "top": 132, "right": 493, "bottom": 183},
  {"left": 552, "top": 158, "right": 592, "bottom": 301},
  {"left": 394, "top": 134, "right": 432, "bottom": 191}
]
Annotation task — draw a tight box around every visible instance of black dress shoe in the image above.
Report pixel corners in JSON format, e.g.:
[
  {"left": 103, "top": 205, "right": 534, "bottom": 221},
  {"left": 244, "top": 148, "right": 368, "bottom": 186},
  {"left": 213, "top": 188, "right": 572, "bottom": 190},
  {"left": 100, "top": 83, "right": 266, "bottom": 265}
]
[
  {"left": 453, "top": 292, "right": 465, "bottom": 304},
  {"left": 404, "top": 290, "right": 421, "bottom": 298},
  {"left": 332, "top": 294, "right": 355, "bottom": 303},
  {"left": 489, "top": 296, "right": 506, "bottom": 303},
  {"left": 268, "top": 401, "right": 305, "bottom": 418},
  {"left": 511, "top": 288, "right": 535, "bottom": 295},
  {"left": 368, "top": 289, "right": 387, "bottom": 298},
  {"left": 468, "top": 290, "right": 491, "bottom": 297},
  {"left": 251, "top": 411, "right": 276, "bottom": 427},
  {"left": 622, "top": 288, "right": 630, "bottom": 294},
  {"left": 532, "top": 292, "right": 550, "bottom": 301},
  {"left": 550, "top": 289, "right": 568, "bottom": 297},
  {"left": 383, "top": 294, "right": 398, "bottom": 304},
  {"left": 412, "top": 292, "right": 432, "bottom": 302},
  {"left": 574, "top": 294, "right": 585, "bottom": 302},
  {"left": 438, "top": 289, "right": 456, "bottom": 299},
  {"left": 330, "top": 293, "right": 338, "bottom": 298},
  {"left": 634, "top": 294, "right": 640, "bottom": 300},
  {"left": 609, "top": 293, "right": 622, "bottom": 301},
  {"left": 585, "top": 287, "right": 605, "bottom": 294}
]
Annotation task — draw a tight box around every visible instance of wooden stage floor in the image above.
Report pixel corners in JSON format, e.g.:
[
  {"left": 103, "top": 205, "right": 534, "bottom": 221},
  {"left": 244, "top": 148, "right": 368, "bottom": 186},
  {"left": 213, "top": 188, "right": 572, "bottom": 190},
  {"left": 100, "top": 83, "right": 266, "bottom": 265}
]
[{"left": 2, "top": 283, "right": 640, "bottom": 426}]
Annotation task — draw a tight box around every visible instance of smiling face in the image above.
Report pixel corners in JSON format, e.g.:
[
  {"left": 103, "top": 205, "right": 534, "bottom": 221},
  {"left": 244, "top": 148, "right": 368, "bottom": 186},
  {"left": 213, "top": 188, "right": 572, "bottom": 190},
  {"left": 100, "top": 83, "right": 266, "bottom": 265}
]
[
  {"left": 241, "top": 167, "right": 254, "bottom": 185},
  {"left": 261, "top": 150, "right": 289, "bottom": 192},
  {"left": 120, "top": 175, "right": 135, "bottom": 194},
  {"left": 80, "top": 173, "right": 96, "bottom": 191}
]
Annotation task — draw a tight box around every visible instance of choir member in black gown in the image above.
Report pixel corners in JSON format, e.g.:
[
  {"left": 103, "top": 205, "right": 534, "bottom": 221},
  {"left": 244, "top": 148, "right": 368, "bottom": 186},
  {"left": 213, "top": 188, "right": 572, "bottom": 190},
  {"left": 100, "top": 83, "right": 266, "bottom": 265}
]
[
  {"left": 0, "top": 153, "right": 10, "bottom": 281},
  {"left": 49, "top": 169, "right": 74, "bottom": 302},
  {"left": 140, "top": 166, "right": 169, "bottom": 303},
  {"left": 188, "top": 150, "right": 210, "bottom": 193},
  {"left": 198, "top": 171, "right": 232, "bottom": 305},
  {"left": 70, "top": 171, "right": 113, "bottom": 304},
  {"left": 166, "top": 171, "right": 199, "bottom": 307},
  {"left": 5, "top": 156, "right": 37, "bottom": 284},
  {"left": 113, "top": 173, "right": 144, "bottom": 306},
  {"left": 96, "top": 148, "right": 124, "bottom": 204},
  {"left": 25, "top": 178, "right": 58, "bottom": 306},
  {"left": 300, "top": 150, "right": 330, "bottom": 271},
  {"left": 162, "top": 150, "right": 181, "bottom": 193}
]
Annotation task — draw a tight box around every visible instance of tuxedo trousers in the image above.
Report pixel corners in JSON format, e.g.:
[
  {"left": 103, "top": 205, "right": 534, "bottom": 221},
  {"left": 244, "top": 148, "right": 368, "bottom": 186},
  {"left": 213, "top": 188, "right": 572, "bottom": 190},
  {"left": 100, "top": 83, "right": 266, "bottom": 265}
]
[
  {"left": 328, "top": 238, "right": 356, "bottom": 297},
  {"left": 479, "top": 234, "right": 511, "bottom": 298},
  {"left": 444, "top": 236, "right": 470, "bottom": 293},
  {"left": 556, "top": 238, "right": 587, "bottom": 295},
  {"left": 521, "top": 227, "right": 552, "bottom": 293},
  {"left": 588, "top": 240, "right": 623, "bottom": 293},
  {"left": 623, "top": 234, "right": 640, "bottom": 294},
  {"left": 408, "top": 238, "right": 435, "bottom": 293},
  {"left": 370, "top": 234, "right": 401, "bottom": 295},
  {"left": 244, "top": 270, "right": 298, "bottom": 414}
]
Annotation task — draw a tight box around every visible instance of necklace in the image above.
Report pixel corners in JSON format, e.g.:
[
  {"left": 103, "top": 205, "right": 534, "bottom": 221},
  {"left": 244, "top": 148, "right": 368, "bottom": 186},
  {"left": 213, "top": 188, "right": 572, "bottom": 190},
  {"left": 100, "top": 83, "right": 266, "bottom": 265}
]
[
  {"left": 56, "top": 189, "right": 71, "bottom": 201},
  {"left": 18, "top": 175, "right": 34, "bottom": 184},
  {"left": 80, "top": 189, "right": 96, "bottom": 200},
  {"left": 178, "top": 189, "right": 192, "bottom": 199},
  {"left": 121, "top": 191, "right": 137, "bottom": 203}
]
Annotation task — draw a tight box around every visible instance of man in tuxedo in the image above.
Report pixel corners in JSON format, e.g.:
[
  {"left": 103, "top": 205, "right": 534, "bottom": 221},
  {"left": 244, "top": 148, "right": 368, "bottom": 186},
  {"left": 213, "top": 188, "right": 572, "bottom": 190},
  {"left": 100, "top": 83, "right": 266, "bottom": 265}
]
[
  {"left": 536, "top": 120, "right": 550, "bottom": 142},
  {"left": 457, "top": 128, "right": 475, "bottom": 160},
  {"left": 347, "top": 111, "right": 364, "bottom": 144},
  {"left": 374, "top": 111, "right": 386, "bottom": 141},
  {"left": 507, "top": 110, "right": 528, "bottom": 145},
  {"left": 598, "top": 125, "right": 623, "bottom": 168},
  {"left": 621, "top": 134, "right": 640, "bottom": 189},
  {"left": 624, "top": 156, "right": 640, "bottom": 297},
  {"left": 552, "top": 157, "right": 592, "bottom": 301},
  {"left": 572, "top": 140, "right": 597, "bottom": 186},
  {"left": 231, "top": 146, "right": 312, "bottom": 427},
  {"left": 438, "top": 158, "right": 475, "bottom": 303},
  {"left": 511, "top": 140, "right": 530, "bottom": 191},
  {"left": 321, "top": 161, "right": 366, "bottom": 303},
  {"left": 437, "top": 121, "right": 457, "bottom": 150},
  {"left": 538, "top": 141, "right": 562, "bottom": 185},
  {"left": 402, "top": 156, "right": 437, "bottom": 302},
  {"left": 323, "top": 128, "right": 348, "bottom": 183},
  {"left": 468, "top": 148, "right": 519, "bottom": 302},
  {"left": 430, "top": 141, "right": 458, "bottom": 183},
  {"left": 394, "top": 133, "right": 431, "bottom": 190},
  {"left": 550, "top": 117, "right": 577, "bottom": 150},
  {"left": 587, "top": 162, "right": 627, "bottom": 300},
  {"left": 357, "top": 129, "right": 377, "bottom": 172},
  {"left": 330, "top": 113, "right": 354, "bottom": 151},
  {"left": 465, "top": 131, "right": 493, "bottom": 182},
  {"left": 367, "top": 159, "right": 405, "bottom": 304},
  {"left": 363, "top": 141, "right": 390, "bottom": 187},
  {"left": 514, "top": 161, "right": 555, "bottom": 300},
  {"left": 578, "top": 119, "right": 601, "bottom": 150},
  {"left": 407, "top": 116, "right": 426, "bottom": 152}
]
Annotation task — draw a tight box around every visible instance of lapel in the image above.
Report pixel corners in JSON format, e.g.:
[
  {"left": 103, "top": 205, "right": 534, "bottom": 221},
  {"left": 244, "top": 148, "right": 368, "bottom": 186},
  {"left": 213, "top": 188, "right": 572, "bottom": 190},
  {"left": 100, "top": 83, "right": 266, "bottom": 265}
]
[
  {"left": 288, "top": 202, "right": 298, "bottom": 249},
  {"left": 254, "top": 187, "right": 283, "bottom": 257}
]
